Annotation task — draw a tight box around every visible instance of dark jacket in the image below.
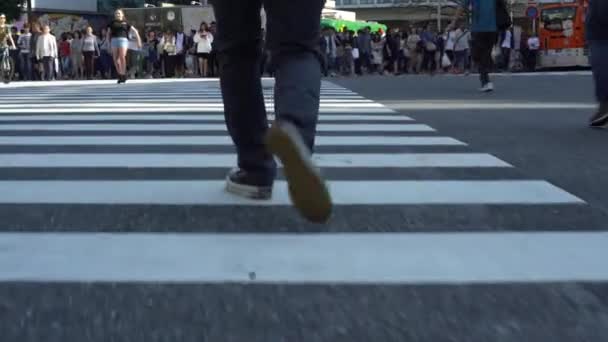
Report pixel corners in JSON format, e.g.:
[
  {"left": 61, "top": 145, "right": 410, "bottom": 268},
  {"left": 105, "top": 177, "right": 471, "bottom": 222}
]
[{"left": 586, "top": 0, "right": 608, "bottom": 41}]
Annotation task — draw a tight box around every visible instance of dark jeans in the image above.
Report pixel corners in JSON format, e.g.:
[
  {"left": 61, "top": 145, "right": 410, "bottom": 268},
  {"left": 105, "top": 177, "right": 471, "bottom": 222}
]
[
  {"left": 472, "top": 32, "right": 498, "bottom": 85},
  {"left": 210, "top": 0, "right": 324, "bottom": 180},
  {"left": 41, "top": 56, "right": 54, "bottom": 81},
  {"left": 19, "top": 53, "right": 32, "bottom": 80},
  {"left": 422, "top": 49, "right": 436, "bottom": 72},
  {"left": 590, "top": 41, "right": 608, "bottom": 103},
  {"left": 99, "top": 50, "right": 113, "bottom": 78},
  {"left": 164, "top": 54, "right": 177, "bottom": 78}
]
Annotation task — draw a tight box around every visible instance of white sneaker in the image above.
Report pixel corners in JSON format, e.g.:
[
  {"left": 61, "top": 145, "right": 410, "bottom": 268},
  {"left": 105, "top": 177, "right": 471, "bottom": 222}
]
[{"left": 479, "top": 82, "right": 494, "bottom": 92}]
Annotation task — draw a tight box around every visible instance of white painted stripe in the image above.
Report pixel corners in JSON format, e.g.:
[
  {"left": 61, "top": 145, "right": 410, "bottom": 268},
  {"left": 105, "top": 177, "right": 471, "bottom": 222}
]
[
  {"left": 385, "top": 101, "right": 596, "bottom": 110},
  {"left": 0, "top": 91, "right": 359, "bottom": 97},
  {"left": 0, "top": 123, "right": 433, "bottom": 132},
  {"left": 0, "top": 180, "right": 583, "bottom": 205},
  {"left": 0, "top": 99, "right": 371, "bottom": 104},
  {"left": 0, "top": 77, "right": 340, "bottom": 88},
  {"left": 0, "top": 89, "right": 356, "bottom": 94},
  {"left": 0, "top": 114, "right": 413, "bottom": 122},
  {"left": 0, "top": 85, "right": 349, "bottom": 90},
  {"left": 0, "top": 78, "right": 224, "bottom": 87},
  {"left": 0, "top": 153, "right": 511, "bottom": 168},
  {"left": 0, "top": 107, "right": 396, "bottom": 114},
  {"left": 0, "top": 232, "right": 604, "bottom": 283},
  {"left": 0, "top": 103, "right": 385, "bottom": 109},
  {"left": 0, "top": 136, "right": 464, "bottom": 146},
  {"left": 0, "top": 96, "right": 366, "bottom": 101}
]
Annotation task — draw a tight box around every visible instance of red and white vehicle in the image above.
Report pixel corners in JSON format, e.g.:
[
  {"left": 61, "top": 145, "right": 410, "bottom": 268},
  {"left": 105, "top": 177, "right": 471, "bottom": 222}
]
[{"left": 535, "top": 0, "right": 590, "bottom": 68}]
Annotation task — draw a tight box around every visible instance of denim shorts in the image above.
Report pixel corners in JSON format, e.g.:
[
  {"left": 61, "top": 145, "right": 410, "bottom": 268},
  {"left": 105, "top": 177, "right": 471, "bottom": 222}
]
[{"left": 111, "top": 38, "right": 129, "bottom": 49}]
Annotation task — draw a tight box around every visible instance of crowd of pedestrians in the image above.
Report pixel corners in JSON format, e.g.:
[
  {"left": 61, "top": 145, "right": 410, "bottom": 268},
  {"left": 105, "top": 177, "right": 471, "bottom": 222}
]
[
  {"left": 2, "top": 18, "right": 220, "bottom": 82},
  {"left": 4, "top": 18, "right": 543, "bottom": 83},
  {"left": 318, "top": 23, "right": 541, "bottom": 78}
]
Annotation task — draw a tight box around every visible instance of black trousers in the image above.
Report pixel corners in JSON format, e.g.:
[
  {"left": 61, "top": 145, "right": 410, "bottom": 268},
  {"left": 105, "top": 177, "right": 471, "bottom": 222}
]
[
  {"left": 501, "top": 47, "right": 511, "bottom": 70},
  {"left": 83, "top": 51, "right": 95, "bottom": 79},
  {"left": 472, "top": 32, "right": 498, "bottom": 85},
  {"left": 210, "top": 0, "right": 324, "bottom": 180}
]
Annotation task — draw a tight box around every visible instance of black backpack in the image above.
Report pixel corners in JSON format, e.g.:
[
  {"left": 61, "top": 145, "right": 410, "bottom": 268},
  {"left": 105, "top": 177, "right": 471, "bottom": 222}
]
[{"left": 496, "top": 0, "right": 512, "bottom": 31}]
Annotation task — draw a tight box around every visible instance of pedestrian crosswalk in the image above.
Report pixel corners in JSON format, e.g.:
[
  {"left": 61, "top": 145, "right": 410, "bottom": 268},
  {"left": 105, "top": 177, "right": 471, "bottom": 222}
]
[
  {"left": 0, "top": 79, "right": 603, "bottom": 341},
  {"left": 0, "top": 79, "right": 586, "bottom": 211}
]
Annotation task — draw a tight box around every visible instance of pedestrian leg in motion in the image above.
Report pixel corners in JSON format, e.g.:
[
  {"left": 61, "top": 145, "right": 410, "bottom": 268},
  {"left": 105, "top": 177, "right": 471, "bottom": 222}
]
[{"left": 211, "top": 0, "right": 333, "bottom": 223}]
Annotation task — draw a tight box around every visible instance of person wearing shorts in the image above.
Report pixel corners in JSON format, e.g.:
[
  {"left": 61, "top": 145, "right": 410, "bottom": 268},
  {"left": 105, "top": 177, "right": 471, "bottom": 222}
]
[{"left": 107, "top": 9, "right": 141, "bottom": 83}]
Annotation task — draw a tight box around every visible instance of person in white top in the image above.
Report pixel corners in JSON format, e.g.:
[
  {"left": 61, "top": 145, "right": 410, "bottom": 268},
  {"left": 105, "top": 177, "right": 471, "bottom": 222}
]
[
  {"left": 453, "top": 24, "right": 470, "bottom": 74},
  {"left": 444, "top": 28, "right": 456, "bottom": 72},
  {"left": 406, "top": 28, "right": 421, "bottom": 74},
  {"left": 127, "top": 27, "right": 141, "bottom": 78},
  {"left": 193, "top": 22, "right": 213, "bottom": 77},
  {"left": 526, "top": 34, "right": 540, "bottom": 72},
  {"left": 500, "top": 29, "right": 513, "bottom": 71},
  {"left": 82, "top": 26, "right": 99, "bottom": 79},
  {"left": 35, "top": 25, "right": 58, "bottom": 81},
  {"left": 159, "top": 29, "right": 178, "bottom": 77},
  {"left": 174, "top": 30, "right": 185, "bottom": 77}
]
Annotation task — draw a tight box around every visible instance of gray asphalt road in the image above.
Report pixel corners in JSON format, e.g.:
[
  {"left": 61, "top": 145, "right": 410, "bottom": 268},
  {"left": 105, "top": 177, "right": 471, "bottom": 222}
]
[{"left": 0, "top": 75, "right": 606, "bottom": 342}]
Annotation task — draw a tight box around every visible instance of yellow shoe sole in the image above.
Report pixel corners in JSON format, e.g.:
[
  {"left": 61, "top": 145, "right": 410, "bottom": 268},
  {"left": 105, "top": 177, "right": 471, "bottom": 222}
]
[{"left": 265, "top": 122, "right": 333, "bottom": 224}]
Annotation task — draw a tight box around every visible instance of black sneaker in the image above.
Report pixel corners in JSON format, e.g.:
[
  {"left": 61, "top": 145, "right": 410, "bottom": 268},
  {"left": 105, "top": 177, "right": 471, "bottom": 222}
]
[
  {"left": 265, "top": 121, "right": 332, "bottom": 224},
  {"left": 589, "top": 103, "right": 608, "bottom": 128},
  {"left": 225, "top": 168, "right": 273, "bottom": 200}
]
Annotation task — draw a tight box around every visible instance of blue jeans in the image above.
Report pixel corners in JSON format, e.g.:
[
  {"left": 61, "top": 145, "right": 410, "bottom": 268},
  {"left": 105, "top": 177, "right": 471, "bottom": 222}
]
[
  {"left": 210, "top": 0, "right": 324, "bottom": 180},
  {"left": 19, "top": 53, "right": 32, "bottom": 80},
  {"left": 590, "top": 41, "right": 608, "bottom": 103}
]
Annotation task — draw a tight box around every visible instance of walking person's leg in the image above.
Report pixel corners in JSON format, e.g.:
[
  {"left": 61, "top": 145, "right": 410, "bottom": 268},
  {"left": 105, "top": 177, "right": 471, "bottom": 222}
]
[
  {"left": 43, "top": 56, "right": 53, "bottom": 81},
  {"left": 211, "top": 0, "right": 332, "bottom": 223},
  {"left": 262, "top": 0, "right": 332, "bottom": 222},
  {"left": 112, "top": 39, "right": 129, "bottom": 83},
  {"left": 112, "top": 46, "right": 120, "bottom": 80},
  {"left": 589, "top": 40, "right": 608, "bottom": 127},
  {"left": 473, "top": 32, "right": 496, "bottom": 91},
  {"left": 210, "top": 0, "right": 276, "bottom": 199}
]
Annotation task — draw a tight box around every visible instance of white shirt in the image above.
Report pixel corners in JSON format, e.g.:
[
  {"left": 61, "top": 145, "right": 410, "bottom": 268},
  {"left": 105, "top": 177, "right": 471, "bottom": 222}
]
[
  {"left": 445, "top": 30, "right": 456, "bottom": 51},
  {"left": 36, "top": 33, "right": 58, "bottom": 59},
  {"left": 176, "top": 32, "right": 184, "bottom": 54},
  {"left": 82, "top": 35, "right": 98, "bottom": 52},
  {"left": 528, "top": 37, "right": 540, "bottom": 50},
  {"left": 454, "top": 29, "right": 470, "bottom": 52},
  {"left": 128, "top": 30, "right": 139, "bottom": 51},
  {"left": 501, "top": 30, "right": 512, "bottom": 49},
  {"left": 193, "top": 31, "right": 213, "bottom": 53},
  {"left": 407, "top": 34, "right": 420, "bottom": 50}
]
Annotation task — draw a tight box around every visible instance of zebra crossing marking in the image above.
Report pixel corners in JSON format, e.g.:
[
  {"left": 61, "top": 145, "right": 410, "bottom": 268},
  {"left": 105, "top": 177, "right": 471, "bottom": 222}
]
[
  {"left": 0, "top": 123, "right": 435, "bottom": 132},
  {"left": 0, "top": 153, "right": 512, "bottom": 168},
  {"left": 0, "top": 107, "right": 397, "bottom": 114},
  {"left": 0, "top": 136, "right": 467, "bottom": 146},
  {"left": 0, "top": 79, "right": 595, "bottom": 290},
  {"left": 0, "top": 114, "right": 414, "bottom": 122},
  {"left": 0, "top": 180, "right": 584, "bottom": 205},
  {"left": 0, "top": 231, "right": 605, "bottom": 284}
]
